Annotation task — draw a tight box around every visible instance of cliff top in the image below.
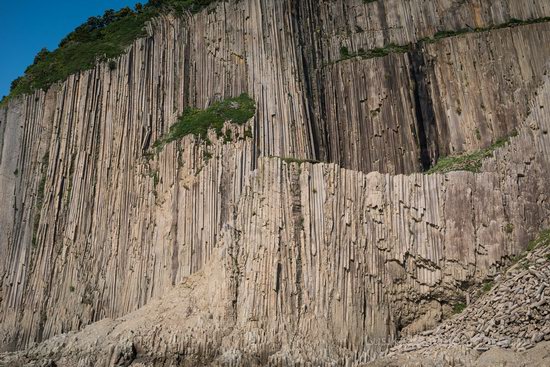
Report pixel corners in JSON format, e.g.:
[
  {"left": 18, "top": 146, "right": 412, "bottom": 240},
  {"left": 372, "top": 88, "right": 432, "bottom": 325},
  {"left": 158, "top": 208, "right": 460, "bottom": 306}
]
[{"left": 0, "top": 0, "right": 216, "bottom": 106}]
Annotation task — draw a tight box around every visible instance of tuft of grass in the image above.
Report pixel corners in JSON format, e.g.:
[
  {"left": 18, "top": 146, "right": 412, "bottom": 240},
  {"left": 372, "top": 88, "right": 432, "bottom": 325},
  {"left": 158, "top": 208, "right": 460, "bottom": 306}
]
[
  {"left": 427, "top": 132, "right": 516, "bottom": 174},
  {"left": 2, "top": 1, "right": 218, "bottom": 105},
  {"left": 504, "top": 223, "right": 514, "bottom": 234},
  {"left": 149, "top": 170, "right": 160, "bottom": 187},
  {"left": 243, "top": 127, "right": 253, "bottom": 139},
  {"left": 340, "top": 46, "right": 351, "bottom": 58},
  {"left": 420, "top": 17, "right": 550, "bottom": 44},
  {"left": 277, "top": 156, "right": 321, "bottom": 165},
  {"left": 223, "top": 129, "right": 233, "bottom": 143},
  {"left": 203, "top": 151, "right": 213, "bottom": 161},
  {"left": 482, "top": 281, "right": 494, "bottom": 293},
  {"left": 153, "top": 94, "right": 256, "bottom": 151},
  {"left": 452, "top": 302, "right": 466, "bottom": 314},
  {"left": 338, "top": 42, "right": 410, "bottom": 61},
  {"left": 511, "top": 228, "right": 550, "bottom": 264},
  {"left": 526, "top": 229, "right": 550, "bottom": 251}
]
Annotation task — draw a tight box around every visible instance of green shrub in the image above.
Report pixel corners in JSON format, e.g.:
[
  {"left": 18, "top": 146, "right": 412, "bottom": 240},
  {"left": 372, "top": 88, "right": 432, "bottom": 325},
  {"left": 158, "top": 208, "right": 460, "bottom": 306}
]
[
  {"left": 340, "top": 46, "right": 350, "bottom": 58},
  {"left": 153, "top": 93, "right": 256, "bottom": 151},
  {"left": 4, "top": 0, "right": 218, "bottom": 102},
  {"left": 504, "top": 223, "right": 514, "bottom": 234},
  {"left": 338, "top": 43, "right": 409, "bottom": 61}
]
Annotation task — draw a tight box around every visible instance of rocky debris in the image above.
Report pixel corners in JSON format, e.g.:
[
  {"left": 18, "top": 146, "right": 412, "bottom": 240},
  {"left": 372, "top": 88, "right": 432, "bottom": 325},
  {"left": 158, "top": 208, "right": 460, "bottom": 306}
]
[
  {"left": 372, "top": 242, "right": 550, "bottom": 365},
  {"left": 363, "top": 342, "right": 550, "bottom": 367},
  {"left": 1, "top": 0, "right": 550, "bottom": 365}
]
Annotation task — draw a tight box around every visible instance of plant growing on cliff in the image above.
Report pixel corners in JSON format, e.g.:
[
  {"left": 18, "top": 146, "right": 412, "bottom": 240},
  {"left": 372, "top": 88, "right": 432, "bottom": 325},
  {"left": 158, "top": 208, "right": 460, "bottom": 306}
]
[
  {"left": 329, "top": 16, "right": 550, "bottom": 67},
  {"left": 153, "top": 93, "right": 256, "bottom": 150},
  {"left": 452, "top": 302, "right": 466, "bottom": 314},
  {"left": 482, "top": 281, "right": 494, "bottom": 293},
  {"left": 510, "top": 229, "right": 550, "bottom": 266},
  {"left": 4, "top": 0, "right": 218, "bottom": 103},
  {"left": 426, "top": 131, "right": 518, "bottom": 174}
]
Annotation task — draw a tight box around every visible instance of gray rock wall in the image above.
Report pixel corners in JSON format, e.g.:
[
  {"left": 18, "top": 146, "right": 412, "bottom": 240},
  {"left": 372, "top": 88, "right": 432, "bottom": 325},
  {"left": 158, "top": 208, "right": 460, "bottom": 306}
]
[
  {"left": 0, "top": 71, "right": 549, "bottom": 366},
  {"left": 0, "top": 0, "right": 549, "bottom": 357}
]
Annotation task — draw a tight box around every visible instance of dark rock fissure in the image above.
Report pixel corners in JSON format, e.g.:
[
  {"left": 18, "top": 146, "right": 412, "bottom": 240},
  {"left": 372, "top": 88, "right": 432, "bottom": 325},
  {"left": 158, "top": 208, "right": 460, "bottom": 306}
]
[
  {"left": 408, "top": 46, "right": 438, "bottom": 171},
  {"left": 293, "top": 0, "right": 324, "bottom": 161}
]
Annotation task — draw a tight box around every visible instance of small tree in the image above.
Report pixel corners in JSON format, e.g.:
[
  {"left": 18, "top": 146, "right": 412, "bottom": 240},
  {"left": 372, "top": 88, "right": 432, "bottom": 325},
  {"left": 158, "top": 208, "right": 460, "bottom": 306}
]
[
  {"left": 10, "top": 77, "right": 24, "bottom": 92},
  {"left": 33, "top": 48, "right": 50, "bottom": 65}
]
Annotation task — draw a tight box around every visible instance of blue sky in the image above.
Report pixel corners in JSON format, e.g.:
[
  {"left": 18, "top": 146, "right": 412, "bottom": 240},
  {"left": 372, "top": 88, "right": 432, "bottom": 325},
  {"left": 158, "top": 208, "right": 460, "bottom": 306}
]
[{"left": 0, "top": 0, "right": 142, "bottom": 98}]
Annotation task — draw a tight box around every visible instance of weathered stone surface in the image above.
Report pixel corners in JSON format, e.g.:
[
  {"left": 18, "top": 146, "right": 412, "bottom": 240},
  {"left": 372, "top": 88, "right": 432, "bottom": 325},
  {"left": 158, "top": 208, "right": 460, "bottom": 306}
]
[
  {"left": 362, "top": 243, "right": 550, "bottom": 366},
  {"left": 1, "top": 0, "right": 550, "bottom": 365}
]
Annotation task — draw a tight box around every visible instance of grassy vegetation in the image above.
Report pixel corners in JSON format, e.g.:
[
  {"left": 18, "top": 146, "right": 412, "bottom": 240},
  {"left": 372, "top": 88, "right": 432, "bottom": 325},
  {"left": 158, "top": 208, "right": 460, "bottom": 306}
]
[
  {"left": 526, "top": 229, "right": 550, "bottom": 251},
  {"left": 511, "top": 228, "right": 550, "bottom": 265},
  {"left": 452, "top": 302, "right": 466, "bottom": 314},
  {"left": 504, "top": 223, "right": 514, "bottom": 234},
  {"left": 482, "top": 281, "right": 494, "bottom": 293},
  {"left": 426, "top": 131, "right": 517, "bottom": 174},
  {"left": 332, "top": 16, "right": 550, "bottom": 66},
  {"left": 3, "top": 4, "right": 548, "bottom": 106},
  {"left": 420, "top": 17, "right": 550, "bottom": 44},
  {"left": 153, "top": 93, "right": 256, "bottom": 150},
  {"left": 1, "top": 0, "right": 218, "bottom": 105},
  {"left": 339, "top": 43, "right": 409, "bottom": 61},
  {"left": 278, "top": 157, "right": 321, "bottom": 165}
]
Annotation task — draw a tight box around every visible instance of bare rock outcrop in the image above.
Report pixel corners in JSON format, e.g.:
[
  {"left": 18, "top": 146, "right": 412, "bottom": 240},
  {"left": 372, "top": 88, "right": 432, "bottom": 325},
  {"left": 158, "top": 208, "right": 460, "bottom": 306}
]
[
  {"left": 363, "top": 236, "right": 550, "bottom": 366},
  {"left": 1, "top": 0, "right": 550, "bottom": 365}
]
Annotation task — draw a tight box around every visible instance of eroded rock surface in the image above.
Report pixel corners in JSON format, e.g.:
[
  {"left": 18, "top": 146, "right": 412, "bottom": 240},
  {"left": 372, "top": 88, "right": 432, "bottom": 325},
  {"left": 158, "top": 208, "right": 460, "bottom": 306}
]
[
  {"left": 1, "top": 0, "right": 550, "bottom": 365},
  {"left": 364, "top": 240, "right": 550, "bottom": 367}
]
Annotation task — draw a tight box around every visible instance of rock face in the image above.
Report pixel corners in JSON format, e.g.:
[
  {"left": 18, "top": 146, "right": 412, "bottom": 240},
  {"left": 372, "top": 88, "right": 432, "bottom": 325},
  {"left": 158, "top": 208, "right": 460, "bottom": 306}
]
[
  {"left": 363, "top": 237, "right": 550, "bottom": 367},
  {"left": 1, "top": 0, "right": 550, "bottom": 365}
]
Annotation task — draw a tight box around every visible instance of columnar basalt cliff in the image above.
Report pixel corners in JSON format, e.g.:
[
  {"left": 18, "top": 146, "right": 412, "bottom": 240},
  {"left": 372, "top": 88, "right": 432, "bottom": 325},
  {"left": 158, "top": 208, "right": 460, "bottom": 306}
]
[{"left": 1, "top": 0, "right": 550, "bottom": 365}]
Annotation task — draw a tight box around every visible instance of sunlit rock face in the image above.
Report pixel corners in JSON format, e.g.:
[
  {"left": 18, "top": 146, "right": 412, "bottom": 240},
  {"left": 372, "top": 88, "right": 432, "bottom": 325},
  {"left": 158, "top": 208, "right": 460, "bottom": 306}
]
[{"left": 1, "top": 0, "right": 550, "bottom": 365}]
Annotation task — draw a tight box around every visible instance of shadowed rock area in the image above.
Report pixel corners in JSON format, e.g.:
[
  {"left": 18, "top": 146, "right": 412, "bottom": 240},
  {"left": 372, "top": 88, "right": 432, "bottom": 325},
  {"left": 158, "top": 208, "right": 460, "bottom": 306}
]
[{"left": 1, "top": 0, "right": 550, "bottom": 365}]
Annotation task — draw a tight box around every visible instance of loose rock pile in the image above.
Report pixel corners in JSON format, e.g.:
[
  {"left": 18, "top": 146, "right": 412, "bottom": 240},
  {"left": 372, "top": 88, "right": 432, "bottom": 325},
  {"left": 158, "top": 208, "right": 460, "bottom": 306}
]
[{"left": 387, "top": 238, "right": 550, "bottom": 358}]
